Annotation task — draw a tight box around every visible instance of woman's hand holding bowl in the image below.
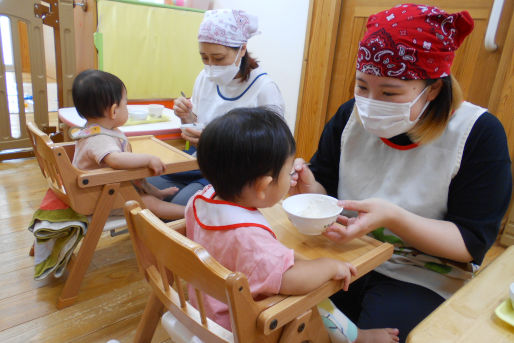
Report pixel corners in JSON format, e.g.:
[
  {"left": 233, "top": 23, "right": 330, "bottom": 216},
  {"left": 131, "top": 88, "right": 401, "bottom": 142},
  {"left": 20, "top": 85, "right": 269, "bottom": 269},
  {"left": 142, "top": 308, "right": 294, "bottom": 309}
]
[
  {"left": 181, "top": 124, "right": 203, "bottom": 147},
  {"left": 323, "top": 198, "right": 398, "bottom": 243}
]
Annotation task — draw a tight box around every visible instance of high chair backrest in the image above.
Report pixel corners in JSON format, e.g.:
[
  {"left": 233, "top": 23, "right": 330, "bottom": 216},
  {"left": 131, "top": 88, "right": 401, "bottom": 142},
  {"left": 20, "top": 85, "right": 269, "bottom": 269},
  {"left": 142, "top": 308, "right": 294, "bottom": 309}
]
[
  {"left": 27, "top": 121, "right": 139, "bottom": 215},
  {"left": 27, "top": 121, "right": 89, "bottom": 212},
  {"left": 125, "top": 201, "right": 331, "bottom": 343}
]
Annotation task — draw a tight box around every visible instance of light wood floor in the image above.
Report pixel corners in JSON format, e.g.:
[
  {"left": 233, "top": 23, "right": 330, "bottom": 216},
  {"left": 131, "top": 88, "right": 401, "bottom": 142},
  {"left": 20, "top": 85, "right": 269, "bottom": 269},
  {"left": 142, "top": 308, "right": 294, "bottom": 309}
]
[
  {"left": 0, "top": 120, "right": 507, "bottom": 342},
  {"left": 0, "top": 152, "right": 173, "bottom": 341}
]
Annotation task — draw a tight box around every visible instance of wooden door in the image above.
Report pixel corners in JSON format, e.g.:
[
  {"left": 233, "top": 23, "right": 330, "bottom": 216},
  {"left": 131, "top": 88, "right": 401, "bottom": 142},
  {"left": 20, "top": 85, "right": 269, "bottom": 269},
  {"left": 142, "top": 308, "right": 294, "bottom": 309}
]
[{"left": 74, "top": 0, "right": 97, "bottom": 72}]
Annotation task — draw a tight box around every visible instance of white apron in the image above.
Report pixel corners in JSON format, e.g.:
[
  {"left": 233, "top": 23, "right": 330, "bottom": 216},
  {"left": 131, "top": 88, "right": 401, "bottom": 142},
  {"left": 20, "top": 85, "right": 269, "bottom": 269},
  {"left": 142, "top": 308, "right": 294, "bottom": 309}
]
[
  {"left": 338, "top": 101, "right": 486, "bottom": 298},
  {"left": 192, "top": 66, "right": 285, "bottom": 125}
]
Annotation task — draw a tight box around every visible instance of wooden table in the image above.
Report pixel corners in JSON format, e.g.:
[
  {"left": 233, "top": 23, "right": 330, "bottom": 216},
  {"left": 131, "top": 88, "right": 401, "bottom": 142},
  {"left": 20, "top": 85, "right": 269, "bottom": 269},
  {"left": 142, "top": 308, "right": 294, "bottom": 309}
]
[
  {"left": 260, "top": 204, "right": 393, "bottom": 283},
  {"left": 58, "top": 105, "right": 182, "bottom": 139},
  {"left": 407, "top": 245, "right": 514, "bottom": 343}
]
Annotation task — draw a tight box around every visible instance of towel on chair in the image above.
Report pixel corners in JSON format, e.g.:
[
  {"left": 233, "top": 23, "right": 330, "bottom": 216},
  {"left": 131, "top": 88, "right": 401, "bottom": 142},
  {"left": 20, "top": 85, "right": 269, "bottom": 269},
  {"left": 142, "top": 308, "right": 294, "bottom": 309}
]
[{"left": 27, "top": 189, "right": 88, "bottom": 280}]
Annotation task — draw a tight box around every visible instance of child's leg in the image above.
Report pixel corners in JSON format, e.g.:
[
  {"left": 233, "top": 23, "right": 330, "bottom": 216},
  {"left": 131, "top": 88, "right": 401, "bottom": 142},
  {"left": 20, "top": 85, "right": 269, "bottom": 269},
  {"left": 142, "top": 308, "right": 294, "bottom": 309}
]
[
  {"left": 318, "top": 299, "right": 399, "bottom": 343},
  {"left": 170, "top": 182, "right": 204, "bottom": 206},
  {"left": 146, "top": 175, "right": 186, "bottom": 202},
  {"left": 141, "top": 194, "right": 185, "bottom": 220},
  {"left": 318, "top": 298, "right": 358, "bottom": 343}
]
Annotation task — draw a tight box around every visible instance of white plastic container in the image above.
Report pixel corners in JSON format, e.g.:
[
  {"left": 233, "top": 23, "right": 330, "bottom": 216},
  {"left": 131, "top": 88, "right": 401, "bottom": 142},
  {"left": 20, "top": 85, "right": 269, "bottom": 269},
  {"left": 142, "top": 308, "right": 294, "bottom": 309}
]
[
  {"left": 129, "top": 108, "right": 148, "bottom": 121},
  {"left": 161, "top": 311, "right": 204, "bottom": 343},
  {"left": 148, "top": 104, "right": 164, "bottom": 118}
]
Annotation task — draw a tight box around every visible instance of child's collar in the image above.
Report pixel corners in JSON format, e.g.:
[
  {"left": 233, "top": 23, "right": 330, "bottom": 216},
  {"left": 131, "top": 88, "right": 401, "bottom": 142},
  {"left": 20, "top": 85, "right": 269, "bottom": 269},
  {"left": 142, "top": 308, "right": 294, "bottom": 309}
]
[
  {"left": 69, "top": 123, "right": 127, "bottom": 142},
  {"left": 192, "top": 185, "right": 277, "bottom": 238}
]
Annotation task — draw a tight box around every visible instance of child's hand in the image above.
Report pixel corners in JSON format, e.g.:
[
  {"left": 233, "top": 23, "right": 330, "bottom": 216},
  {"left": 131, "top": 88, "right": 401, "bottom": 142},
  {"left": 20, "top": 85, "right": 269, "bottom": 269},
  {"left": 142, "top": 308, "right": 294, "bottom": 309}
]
[
  {"left": 147, "top": 156, "right": 166, "bottom": 175},
  {"left": 332, "top": 261, "right": 357, "bottom": 291},
  {"left": 157, "top": 186, "right": 179, "bottom": 200}
]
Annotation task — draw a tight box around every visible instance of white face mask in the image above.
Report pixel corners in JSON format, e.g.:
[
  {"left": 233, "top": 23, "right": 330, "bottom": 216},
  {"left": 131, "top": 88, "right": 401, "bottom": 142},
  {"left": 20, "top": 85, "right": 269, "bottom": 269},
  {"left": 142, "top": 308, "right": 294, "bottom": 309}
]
[
  {"left": 204, "top": 47, "right": 242, "bottom": 85},
  {"left": 355, "top": 87, "right": 430, "bottom": 138}
]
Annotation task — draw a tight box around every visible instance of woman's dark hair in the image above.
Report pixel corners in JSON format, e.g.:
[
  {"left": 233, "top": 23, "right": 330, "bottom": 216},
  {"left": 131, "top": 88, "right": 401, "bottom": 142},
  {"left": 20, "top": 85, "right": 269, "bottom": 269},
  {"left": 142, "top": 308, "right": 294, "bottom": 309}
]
[
  {"left": 231, "top": 47, "right": 259, "bottom": 82},
  {"left": 409, "top": 75, "right": 463, "bottom": 144},
  {"left": 197, "top": 107, "right": 295, "bottom": 201},
  {"left": 72, "top": 69, "right": 126, "bottom": 119}
]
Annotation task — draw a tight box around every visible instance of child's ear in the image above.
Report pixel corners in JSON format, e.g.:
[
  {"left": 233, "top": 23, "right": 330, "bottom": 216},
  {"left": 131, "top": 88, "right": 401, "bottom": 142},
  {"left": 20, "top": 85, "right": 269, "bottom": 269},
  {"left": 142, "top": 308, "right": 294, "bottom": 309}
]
[
  {"left": 254, "top": 175, "right": 273, "bottom": 200},
  {"left": 108, "top": 103, "right": 118, "bottom": 119}
]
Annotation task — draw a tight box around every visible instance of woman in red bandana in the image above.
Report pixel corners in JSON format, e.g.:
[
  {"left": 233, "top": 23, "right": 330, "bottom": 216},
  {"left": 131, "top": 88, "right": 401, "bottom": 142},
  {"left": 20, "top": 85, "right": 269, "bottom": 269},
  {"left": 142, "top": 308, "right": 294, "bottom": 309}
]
[{"left": 290, "top": 4, "right": 512, "bottom": 342}]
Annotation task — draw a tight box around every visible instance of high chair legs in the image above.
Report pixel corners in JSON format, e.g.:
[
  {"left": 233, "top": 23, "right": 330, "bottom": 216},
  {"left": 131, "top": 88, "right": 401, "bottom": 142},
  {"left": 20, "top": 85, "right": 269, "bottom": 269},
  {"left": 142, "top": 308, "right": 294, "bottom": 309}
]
[
  {"left": 134, "top": 293, "right": 164, "bottom": 343},
  {"left": 56, "top": 184, "right": 120, "bottom": 309},
  {"left": 279, "top": 307, "right": 330, "bottom": 343}
]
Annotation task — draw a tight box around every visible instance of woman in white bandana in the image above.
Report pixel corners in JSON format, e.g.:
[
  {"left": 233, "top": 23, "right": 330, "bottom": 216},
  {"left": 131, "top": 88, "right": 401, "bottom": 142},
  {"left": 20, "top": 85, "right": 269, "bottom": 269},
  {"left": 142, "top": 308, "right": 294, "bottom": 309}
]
[
  {"left": 175, "top": 9, "right": 285, "bottom": 144},
  {"left": 149, "top": 9, "right": 285, "bottom": 207}
]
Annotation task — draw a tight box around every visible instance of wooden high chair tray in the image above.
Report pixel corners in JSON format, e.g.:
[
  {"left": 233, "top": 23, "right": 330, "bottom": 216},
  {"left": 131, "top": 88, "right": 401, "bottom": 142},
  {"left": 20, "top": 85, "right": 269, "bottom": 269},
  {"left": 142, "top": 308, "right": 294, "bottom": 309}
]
[
  {"left": 77, "top": 136, "right": 198, "bottom": 188},
  {"left": 129, "top": 135, "right": 194, "bottom": 165},
  {"left": 261, "top": 204, "right": 393, "bottom": 281},
  {"left": 254, "top": 204, "right": 393, "bottom": 330}
]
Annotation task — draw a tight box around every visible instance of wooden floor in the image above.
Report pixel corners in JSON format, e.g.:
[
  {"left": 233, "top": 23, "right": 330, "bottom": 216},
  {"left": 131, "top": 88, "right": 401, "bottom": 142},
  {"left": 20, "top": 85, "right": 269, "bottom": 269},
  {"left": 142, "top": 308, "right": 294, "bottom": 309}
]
[
  {"left": 0, "top": 118, "right": 507, "bottom": 342},
  {"left": 0, "top": 155, "right": 173, "bottom": 341}
]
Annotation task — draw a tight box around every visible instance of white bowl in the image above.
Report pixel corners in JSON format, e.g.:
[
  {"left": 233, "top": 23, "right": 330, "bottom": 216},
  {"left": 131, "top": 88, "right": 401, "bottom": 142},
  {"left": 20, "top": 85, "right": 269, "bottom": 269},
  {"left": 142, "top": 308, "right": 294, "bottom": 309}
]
[
  {"left": 148, "top": 104, "right": 164, "bottom": 117},
  {"left": 181, "top": 122, "right": 204, "bottom": 131},
  {"left": 129, "top": 109, "right": 148, "bottom": 121},
  {"left": 282, "top": 194, "right": 342, "bottom": 235}
]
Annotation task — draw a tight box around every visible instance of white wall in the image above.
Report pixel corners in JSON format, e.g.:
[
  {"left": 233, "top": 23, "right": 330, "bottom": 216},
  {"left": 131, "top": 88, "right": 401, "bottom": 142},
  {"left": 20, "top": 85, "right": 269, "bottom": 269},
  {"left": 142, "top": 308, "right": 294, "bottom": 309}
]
[{"left": 212, "top": 0, "right": 310, "bottom": 131}]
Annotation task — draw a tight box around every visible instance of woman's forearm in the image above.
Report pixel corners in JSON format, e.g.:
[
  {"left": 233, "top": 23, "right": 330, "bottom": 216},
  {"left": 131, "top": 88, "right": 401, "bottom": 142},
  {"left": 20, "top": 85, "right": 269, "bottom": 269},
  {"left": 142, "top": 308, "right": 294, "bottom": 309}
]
[{"left": 390, "top": 205, "right": 472, "bottom": 263}]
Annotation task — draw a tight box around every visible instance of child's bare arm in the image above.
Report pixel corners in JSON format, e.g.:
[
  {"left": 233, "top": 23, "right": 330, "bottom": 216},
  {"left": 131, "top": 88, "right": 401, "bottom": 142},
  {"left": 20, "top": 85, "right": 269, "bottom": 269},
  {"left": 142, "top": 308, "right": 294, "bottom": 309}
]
[
  {"left": 279, "top": 258, "right": 356, "bottom": 295},
  {"left": 103, "top": 152, "right": 165, "bottom": 175}
]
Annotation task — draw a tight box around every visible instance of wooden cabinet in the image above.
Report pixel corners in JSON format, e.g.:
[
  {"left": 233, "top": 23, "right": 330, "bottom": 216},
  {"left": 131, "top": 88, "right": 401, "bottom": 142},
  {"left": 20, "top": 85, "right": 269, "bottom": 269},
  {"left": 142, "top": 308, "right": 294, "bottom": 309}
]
[{"left": 296, "top": 0, "right": 514, "bottom": 238}]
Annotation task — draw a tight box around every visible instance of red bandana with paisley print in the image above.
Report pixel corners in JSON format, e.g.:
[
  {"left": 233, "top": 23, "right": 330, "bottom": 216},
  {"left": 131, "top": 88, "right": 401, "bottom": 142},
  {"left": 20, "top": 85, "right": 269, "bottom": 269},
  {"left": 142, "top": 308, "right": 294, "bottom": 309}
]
[{"left": 357, "top": 4, "right": 474, "bottom": 80}]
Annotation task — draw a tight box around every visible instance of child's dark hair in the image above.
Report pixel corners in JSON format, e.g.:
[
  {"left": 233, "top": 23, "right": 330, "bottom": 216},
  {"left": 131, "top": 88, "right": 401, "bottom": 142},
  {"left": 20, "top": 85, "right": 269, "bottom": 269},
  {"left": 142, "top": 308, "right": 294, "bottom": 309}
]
[
  {"left": 197, "top": 107, "right": 296, "bottom": 201},
  {"left": 72, "top": 69, "right": 126, "bottom": 119}
]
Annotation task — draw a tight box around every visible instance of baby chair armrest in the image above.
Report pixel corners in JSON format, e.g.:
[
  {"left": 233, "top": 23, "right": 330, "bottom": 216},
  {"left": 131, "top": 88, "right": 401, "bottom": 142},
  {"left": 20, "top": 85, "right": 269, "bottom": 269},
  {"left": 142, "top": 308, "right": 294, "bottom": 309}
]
[
  {"left": 257, "top": 280, "right": 342, "bottom": 335},
  {"left": 53, "top": 142, "right": 76, "bottom": 149},
  {"left": 77, "top": 160, "right": 198, "bottom": 188},
  {"left": 165, "top": 219, "right": 186, "bottom": 235},
  {"left": 77, "top": 168, "right": 154, "bottom": 188}
]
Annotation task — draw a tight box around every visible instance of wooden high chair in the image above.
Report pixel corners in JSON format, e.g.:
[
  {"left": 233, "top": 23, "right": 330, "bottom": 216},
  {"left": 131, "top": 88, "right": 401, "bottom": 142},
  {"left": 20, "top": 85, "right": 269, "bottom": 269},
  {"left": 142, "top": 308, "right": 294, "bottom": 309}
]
[
  {"left": 124, "top": 200, "right": 332, "bottom": 343},
  {"left": 26, "top": 122, "right": 197, "bottom": 309}
]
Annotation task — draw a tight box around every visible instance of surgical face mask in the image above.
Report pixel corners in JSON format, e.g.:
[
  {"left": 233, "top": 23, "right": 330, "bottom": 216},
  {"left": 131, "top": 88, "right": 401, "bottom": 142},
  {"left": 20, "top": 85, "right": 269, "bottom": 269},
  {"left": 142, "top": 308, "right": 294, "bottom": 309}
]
[
  {"left": 355, "top": 87, "right": 430, "bottom": 138},
  {"left": 204, "top": 47, "right": 242, "bottom": 85}
]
